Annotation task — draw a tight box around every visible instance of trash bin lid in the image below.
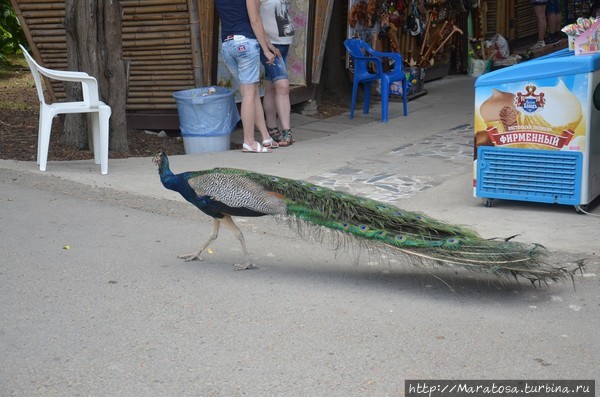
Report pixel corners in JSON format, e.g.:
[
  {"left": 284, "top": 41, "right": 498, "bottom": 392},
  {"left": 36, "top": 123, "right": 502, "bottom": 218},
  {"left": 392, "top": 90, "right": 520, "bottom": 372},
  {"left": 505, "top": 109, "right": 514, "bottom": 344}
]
[{"left": 172, "top": 86, "right": 235, "bottom": 104}]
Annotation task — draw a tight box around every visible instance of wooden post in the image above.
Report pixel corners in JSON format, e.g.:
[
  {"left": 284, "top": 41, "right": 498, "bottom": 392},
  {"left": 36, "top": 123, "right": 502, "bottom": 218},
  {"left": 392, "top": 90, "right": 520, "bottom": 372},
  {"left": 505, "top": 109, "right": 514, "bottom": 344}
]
[{"left": 188, "top": 0, "right": 204, "bottom": 87}]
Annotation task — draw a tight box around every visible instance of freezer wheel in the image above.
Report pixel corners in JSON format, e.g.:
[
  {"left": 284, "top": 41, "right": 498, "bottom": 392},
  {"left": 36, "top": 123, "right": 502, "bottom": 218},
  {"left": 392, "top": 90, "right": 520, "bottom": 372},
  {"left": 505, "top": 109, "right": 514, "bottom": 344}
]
[
  {"left": 484, "top": 198, "right": 494, "bottom": 207},
  {"left": 574, "top": 205, "right": 588, "bottom": 214}
]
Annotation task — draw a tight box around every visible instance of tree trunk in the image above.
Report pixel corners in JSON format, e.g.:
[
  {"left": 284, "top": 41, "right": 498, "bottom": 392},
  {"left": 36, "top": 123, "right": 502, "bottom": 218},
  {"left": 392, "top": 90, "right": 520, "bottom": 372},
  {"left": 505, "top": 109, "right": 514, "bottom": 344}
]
[{"left": 63, "top": 0, "right": 128, "bottom": 152}]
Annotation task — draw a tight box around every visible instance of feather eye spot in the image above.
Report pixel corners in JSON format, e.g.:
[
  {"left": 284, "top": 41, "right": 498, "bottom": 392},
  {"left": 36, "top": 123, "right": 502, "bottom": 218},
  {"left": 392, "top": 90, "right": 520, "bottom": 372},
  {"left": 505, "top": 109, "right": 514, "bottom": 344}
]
[
  {"left": 395, "top": 235, "right": 407, "bottom": 242},
  {"left": 359, "top": 225, "right": 368, "bottom": 231},
  {"left": 342, "top": 223, "right": 351, "bottom": 230},
  {"left": 445, "top": 238, "right": 461, "bottom": 246},
  {"left": 310, "top": 187, "right": 319, "bottom": 191},
  {"left": 269, "top": 176, "right": 279, "bottom": 182}
]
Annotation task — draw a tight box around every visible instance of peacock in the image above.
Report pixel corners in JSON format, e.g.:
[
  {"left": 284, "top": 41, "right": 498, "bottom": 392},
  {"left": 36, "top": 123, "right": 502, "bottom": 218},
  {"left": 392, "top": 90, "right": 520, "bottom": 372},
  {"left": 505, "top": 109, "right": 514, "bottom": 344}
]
[{"left": 154, "top": 151, "right": 571, "bottom": 283}]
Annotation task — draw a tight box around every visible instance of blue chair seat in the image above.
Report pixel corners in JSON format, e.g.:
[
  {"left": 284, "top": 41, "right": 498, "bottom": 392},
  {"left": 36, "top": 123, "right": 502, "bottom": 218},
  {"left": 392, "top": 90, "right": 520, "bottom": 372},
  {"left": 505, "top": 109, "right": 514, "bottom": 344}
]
[{"left": 343, "top": 39, "right": 408, "bottom": 122}]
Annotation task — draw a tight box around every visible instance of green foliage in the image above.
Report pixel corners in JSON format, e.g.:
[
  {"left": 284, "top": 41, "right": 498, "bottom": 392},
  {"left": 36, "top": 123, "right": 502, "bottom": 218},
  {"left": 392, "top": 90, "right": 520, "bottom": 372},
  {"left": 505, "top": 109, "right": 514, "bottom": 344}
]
[{"left": 1, "top": 0, "right": 27, "bottom": 65}]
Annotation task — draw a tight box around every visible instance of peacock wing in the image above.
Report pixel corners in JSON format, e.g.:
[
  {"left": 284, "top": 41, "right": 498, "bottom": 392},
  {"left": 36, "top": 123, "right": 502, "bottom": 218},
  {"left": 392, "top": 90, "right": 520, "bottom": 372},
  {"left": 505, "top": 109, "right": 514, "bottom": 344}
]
[{"left": 188, "top": 172, "right": 287, "bottom": 215}]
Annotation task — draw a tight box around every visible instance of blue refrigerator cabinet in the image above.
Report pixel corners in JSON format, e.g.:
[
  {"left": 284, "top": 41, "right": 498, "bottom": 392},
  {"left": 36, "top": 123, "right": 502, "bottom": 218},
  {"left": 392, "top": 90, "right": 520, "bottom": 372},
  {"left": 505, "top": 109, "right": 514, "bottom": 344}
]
[{"left": 473, "top": 49, "right": 600, "bottom": 211}]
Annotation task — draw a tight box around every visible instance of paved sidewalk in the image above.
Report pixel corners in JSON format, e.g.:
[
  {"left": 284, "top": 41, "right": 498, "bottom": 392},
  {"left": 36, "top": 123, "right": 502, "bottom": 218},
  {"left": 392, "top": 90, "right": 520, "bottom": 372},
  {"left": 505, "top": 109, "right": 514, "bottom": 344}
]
[{"left": 1, "top": 75, "right": 599, "bottom": 256}]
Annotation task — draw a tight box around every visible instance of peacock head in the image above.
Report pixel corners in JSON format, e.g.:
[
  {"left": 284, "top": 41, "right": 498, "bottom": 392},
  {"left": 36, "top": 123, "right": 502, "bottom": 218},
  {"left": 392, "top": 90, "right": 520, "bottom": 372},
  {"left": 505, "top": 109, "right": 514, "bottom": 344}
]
[{"left": 153, "top": 151, "right": 169, "bottom": 172}]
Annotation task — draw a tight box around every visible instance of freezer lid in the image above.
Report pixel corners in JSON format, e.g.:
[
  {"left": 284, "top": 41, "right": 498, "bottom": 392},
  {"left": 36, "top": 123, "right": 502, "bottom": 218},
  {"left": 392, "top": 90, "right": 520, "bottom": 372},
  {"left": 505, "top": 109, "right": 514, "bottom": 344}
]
[{"left": 475, "top": 49, "right": 600, "bottom": 87}]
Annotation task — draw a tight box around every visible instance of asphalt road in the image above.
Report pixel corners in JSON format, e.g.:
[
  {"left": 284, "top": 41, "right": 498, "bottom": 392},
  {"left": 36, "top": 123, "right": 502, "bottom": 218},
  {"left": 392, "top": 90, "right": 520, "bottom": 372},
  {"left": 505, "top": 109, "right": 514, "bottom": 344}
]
[{"left": 1, "top": 170, "right": 598, "bottom": 396}]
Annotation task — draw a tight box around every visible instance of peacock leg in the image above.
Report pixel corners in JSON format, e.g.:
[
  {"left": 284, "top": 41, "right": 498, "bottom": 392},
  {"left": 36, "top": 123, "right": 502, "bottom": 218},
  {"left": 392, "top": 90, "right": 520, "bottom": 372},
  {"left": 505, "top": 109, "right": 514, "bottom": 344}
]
[
  {"left": 178, "top": 218, "right": 221, "bottom": 262},
  {"left": 221, "top": 215, "right": 256, "bottom": 270}
]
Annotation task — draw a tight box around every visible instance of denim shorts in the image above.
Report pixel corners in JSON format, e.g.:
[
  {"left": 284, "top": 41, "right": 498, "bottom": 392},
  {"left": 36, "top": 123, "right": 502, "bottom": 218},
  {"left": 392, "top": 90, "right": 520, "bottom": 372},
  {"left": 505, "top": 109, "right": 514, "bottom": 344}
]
[
  {"left": 221, "top": 38, "right": 261, "bottom": 84},
  {"left": 546, "top": 0, "right": 561, "bottom": 14},
  {"left": 260, "top": 44, "right": 290, "bottom": 82}
]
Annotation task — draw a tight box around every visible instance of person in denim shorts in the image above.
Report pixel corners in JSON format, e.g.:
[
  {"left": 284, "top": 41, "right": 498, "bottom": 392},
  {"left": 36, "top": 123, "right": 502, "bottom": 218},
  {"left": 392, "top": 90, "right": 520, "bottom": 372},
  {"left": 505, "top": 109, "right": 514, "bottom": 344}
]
[
  {"left": 260, "top": 0, "right": 295, "bottom": 147},
  {"left": 546, "top": 0, "right": 563, "bottom": 44},
  {"left": 215, "top": 0, "right": 280, "bottom": 152},
  {"left": 529, "top": 0, "right": 562, "bottom": 50}
]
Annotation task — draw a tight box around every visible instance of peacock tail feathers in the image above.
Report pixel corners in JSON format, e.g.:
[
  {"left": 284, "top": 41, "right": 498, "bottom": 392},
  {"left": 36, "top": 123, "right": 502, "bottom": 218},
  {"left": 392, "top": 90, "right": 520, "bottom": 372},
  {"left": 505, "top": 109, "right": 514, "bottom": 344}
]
[{"left": 208, "top": 168, "right": 570, "bottom": 283}]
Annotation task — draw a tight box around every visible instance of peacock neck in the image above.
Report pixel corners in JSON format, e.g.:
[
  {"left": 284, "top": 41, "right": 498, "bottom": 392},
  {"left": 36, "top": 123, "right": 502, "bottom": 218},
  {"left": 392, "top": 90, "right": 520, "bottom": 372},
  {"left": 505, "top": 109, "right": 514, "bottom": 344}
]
[{"left": 159, "top": 161, "right": 178, "bottom": 189}]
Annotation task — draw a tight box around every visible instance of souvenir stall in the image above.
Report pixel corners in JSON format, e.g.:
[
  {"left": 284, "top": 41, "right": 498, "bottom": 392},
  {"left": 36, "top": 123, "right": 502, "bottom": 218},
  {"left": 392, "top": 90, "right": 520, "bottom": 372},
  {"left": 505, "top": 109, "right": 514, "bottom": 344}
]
[{"left": 345, "top": 0, "right": 467, "bottom": 96}]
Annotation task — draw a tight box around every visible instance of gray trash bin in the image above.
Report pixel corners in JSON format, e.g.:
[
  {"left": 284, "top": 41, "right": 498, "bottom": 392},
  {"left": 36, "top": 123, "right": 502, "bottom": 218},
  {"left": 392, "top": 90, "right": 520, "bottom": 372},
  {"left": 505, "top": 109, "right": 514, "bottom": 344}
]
[{"left": 172, "top": 86, "right": 240, "bottom": 154}]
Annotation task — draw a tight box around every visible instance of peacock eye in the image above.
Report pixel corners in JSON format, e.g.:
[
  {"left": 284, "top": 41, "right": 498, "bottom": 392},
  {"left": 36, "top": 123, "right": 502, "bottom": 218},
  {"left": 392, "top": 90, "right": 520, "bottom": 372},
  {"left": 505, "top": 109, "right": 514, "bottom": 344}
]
[
  {"left": 359, "top": 225, "right": 368, "bottom": 231},
  {"left": 310, "top": 187, "right": 319, "bottom": 191},
  {"left": 395, "top": 235, "right": 407, "bottom": 242},
  {"left": 269, "top": 176, "right": 278, "bottom": 181}
]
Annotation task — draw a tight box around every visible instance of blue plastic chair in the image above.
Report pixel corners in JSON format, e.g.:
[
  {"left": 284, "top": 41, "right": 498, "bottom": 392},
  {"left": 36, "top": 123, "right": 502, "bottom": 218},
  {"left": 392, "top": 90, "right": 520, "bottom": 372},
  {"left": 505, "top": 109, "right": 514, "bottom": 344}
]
[{"left": 343, "top": 39, "right": 408, "bottom": 122}]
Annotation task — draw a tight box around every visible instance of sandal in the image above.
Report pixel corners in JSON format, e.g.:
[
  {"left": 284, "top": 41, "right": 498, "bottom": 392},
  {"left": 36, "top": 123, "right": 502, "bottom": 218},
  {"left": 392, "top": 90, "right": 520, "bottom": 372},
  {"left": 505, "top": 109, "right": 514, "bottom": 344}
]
[
  {"left": 262, "top": 138, "right": 279, "bottom": 148},
  {"left": 242, "top": 142, "right": 271, "bottom": 153},
  {"left": 277, "top": 129, "right": 294, "bottom": 147},
  {"left": 267, "top": 126, "right": 282, "bottom": 141}
]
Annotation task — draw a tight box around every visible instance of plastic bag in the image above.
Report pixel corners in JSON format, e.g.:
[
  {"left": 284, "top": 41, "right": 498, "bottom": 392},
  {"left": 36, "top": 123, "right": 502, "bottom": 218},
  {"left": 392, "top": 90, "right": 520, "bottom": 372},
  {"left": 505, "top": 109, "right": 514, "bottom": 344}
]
[{"left": 486, "top": 33, "right": 510, "bottom": 60}]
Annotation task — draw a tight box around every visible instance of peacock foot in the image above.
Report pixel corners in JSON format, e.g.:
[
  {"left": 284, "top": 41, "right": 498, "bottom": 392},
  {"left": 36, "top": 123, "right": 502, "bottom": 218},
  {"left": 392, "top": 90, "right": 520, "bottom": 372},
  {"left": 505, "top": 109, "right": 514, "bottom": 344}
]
[
  {"left": 234, "top": 263, "right": 257, "bottom": 270},
  {"left": 177, "top": 252, "right": 204, "bottom": 262}
]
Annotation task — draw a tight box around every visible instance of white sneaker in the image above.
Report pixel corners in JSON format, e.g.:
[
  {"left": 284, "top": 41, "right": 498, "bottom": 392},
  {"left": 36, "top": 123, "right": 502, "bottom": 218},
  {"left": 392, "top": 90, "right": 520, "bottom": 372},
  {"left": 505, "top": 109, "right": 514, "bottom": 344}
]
[{"left": 530, "top": 40, "right": 545, "bottom": 50}]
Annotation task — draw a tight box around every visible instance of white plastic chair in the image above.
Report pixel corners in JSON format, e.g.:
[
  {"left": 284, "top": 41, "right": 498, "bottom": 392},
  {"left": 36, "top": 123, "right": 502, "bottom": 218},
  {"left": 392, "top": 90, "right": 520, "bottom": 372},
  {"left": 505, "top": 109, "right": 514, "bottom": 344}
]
[{"left": 19, "top": 44, "right": 111, "bottom": 174}]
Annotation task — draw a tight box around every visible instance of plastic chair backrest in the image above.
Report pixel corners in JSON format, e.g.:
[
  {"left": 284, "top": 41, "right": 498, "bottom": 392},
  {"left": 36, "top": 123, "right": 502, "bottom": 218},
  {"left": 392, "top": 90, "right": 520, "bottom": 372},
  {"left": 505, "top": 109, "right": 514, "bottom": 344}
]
[
  {"left": 19, "top": 45, "right": 47, "bottom": 104},
  {"left": 19, "top": 44, "right": 100, "bottom": 107},
  {"left": 343, "top": 39, "right": 380, "bottom": 79}
]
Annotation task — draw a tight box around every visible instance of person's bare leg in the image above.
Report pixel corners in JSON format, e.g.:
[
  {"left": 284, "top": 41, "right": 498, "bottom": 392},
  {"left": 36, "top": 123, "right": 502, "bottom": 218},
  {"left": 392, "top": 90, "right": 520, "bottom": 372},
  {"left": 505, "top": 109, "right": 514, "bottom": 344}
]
[
  {"left": 239, "top": 83, "right": 261, "bottom": 148},
  {"left": 273, "top": 78, "right": 291, "bottom": 130},
  {"left": 533, "top": 5, "right": 547, "bottom": 42},
  {"left": 253, "top": 89, "right": 272, "bottom": 142},
  {"left": 263, "top": 80, "right": 278, "bottom": 130}
]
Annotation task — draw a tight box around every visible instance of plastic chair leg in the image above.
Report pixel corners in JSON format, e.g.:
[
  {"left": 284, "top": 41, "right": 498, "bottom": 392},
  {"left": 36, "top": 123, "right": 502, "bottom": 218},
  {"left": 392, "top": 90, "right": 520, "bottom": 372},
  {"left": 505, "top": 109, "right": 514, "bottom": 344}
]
[
  {"left": 350, "top": 80, "right": 359, "bottom": 119},
  {"left": 37, "top": 111, "right": 54, "bottom": 171},
  {"left": 363, "top": 82, "right": 371, "bottom": 115},
  {"left": 98, "top": 106, "right": 111, "bottom": 175},
  {"left": 91, "top": 113, "right": 100, "bottom": 165},
  {"left": 402, "top": 80, "right": 408, "bottom": 116},
  {"left": 380, "top": 79, "right": 389, "bottom": 123},
  {"left": 36, "top": 111, "right": 43, "bottom": 165}
]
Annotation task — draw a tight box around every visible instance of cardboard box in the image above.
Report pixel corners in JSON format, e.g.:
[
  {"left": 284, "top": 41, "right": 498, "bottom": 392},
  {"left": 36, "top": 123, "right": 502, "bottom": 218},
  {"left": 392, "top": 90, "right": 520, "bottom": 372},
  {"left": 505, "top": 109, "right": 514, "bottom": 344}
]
[{"left": 574, "top": 19, "right": 600, "bottom": 55}]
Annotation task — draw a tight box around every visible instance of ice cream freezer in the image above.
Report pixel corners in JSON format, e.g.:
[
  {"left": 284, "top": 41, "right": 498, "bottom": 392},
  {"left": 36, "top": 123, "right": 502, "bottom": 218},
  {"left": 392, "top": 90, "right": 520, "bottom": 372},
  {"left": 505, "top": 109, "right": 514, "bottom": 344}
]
[{"left": 473, "top": 48, "right": 600, "bottom": 212}]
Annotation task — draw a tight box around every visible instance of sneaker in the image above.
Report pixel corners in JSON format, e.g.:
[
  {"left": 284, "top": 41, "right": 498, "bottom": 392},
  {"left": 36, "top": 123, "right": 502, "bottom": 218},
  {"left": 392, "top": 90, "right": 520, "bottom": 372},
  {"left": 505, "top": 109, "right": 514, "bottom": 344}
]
[
  {"left": 546, "top": 34, "right": 560, "bottom": 44},
  {"left": 530, "top": 40, "right": 545, "bottom": 50}
]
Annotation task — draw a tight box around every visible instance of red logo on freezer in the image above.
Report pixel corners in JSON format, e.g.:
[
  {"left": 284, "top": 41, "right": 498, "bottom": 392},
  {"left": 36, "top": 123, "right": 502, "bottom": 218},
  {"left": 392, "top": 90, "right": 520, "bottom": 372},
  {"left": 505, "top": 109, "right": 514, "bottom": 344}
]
[
  {"left": 486, "top": 127, "right": 574, "bottom": 149},
  {"left": 515, "top": 84, "right": 545, "bottom": 113}
]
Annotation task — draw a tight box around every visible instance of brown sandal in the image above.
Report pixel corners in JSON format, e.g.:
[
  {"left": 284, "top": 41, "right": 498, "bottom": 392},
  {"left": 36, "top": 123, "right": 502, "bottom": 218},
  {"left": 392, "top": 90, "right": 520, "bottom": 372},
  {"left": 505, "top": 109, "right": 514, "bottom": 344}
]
[{"left": 278, "top": 129, "right": 294, "bottom": 147}]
